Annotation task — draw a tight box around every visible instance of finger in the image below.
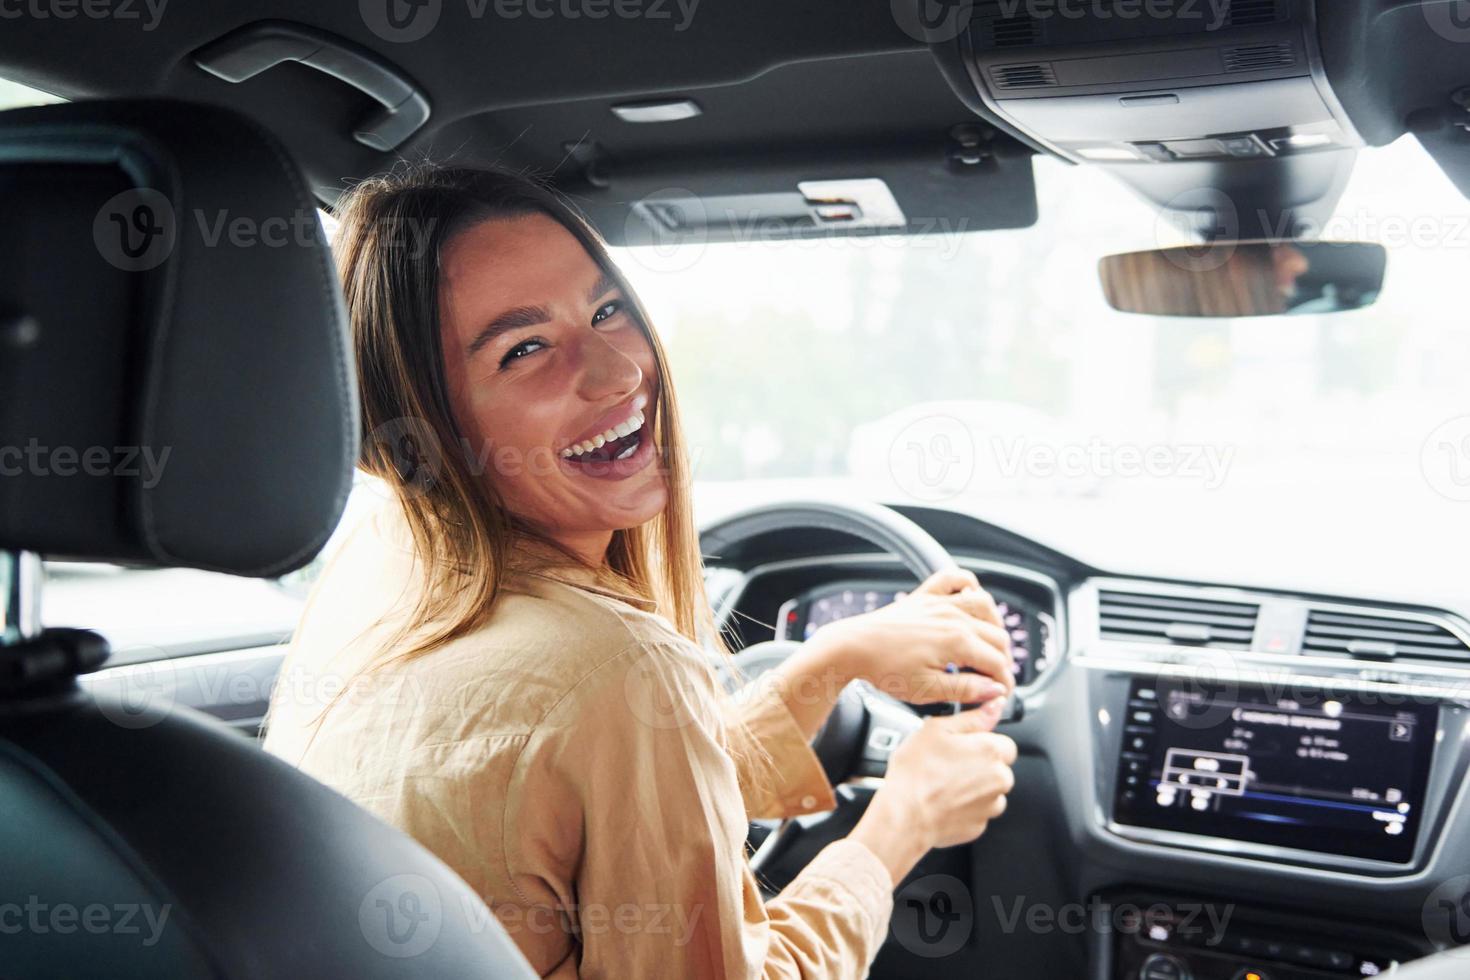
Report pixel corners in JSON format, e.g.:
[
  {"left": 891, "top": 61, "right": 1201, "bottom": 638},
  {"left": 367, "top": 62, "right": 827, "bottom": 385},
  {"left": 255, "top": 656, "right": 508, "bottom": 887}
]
[
  {"left": 997, "top": 764, "right": 1016, "bottom": 796},
  {"left": 915, "top": 567, "right": 980, "bottom": 597},
  {"left": 945, "top": 629, "right": 1014, "bottom": 691},
  {"left": 916, "top": 669, "right": 1008, "bottom": 706},
  {"left": 989, "top": 794, "right": 1009, "bottom": 820},
  {"left": 946, "top": 587, "right": 1004, "bottom": 630},
  {"left": 982, "top": 732, "right": 1019, "bottom": 765},
  {"left": 936, "top": 697, "right": 1006, "bottom": 733}
]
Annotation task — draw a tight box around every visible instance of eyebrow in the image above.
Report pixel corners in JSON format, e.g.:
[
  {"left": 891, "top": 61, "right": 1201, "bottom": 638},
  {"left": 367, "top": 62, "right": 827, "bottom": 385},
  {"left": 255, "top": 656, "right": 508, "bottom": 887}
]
[
  {"left": 465, "top": 305, "right": 550, "bottom": 357},
  {"left": 586, "top": 271, "right": 618, "bottom": 305},
  {"left": 464, "top": 272, "right": 623, "bottom": 357}
]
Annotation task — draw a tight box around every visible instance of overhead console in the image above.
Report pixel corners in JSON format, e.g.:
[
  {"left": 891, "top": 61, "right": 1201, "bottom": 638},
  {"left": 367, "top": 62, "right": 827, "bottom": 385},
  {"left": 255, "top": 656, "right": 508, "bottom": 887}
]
[{"left": 957, "top": 0, "right": 1360, "bottom": 166}]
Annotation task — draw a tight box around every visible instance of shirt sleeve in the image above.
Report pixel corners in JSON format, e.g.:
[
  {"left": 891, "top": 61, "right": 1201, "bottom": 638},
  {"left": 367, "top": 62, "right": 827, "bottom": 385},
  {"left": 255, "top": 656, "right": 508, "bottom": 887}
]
[
  {"left": 502, "top": 639, "right": 894, "bottom": 980},
  {"left": 722, "top": 678, "right": 838, "bottom": 821}
]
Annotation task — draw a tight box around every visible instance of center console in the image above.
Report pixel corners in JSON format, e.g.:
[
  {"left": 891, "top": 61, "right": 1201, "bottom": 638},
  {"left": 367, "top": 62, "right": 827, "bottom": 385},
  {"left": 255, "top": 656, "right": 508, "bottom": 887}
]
[
  {"left": 1099, "top": 892, "right": 1421, "bottom": 980},
  {"left": 1069, "top": 582, "right": 1470, "bottom": 979}
]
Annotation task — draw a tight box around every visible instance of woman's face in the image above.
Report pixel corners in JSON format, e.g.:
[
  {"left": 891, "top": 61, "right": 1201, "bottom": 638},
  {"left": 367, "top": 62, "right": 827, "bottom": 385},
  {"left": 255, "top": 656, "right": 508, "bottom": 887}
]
[{"left": 438, "top": 213, "right": 668, "bottom": 554}]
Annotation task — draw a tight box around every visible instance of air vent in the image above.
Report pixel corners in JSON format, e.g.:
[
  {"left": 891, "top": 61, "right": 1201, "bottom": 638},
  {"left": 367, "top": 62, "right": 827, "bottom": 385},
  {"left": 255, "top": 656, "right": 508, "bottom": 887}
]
[
  {"left": 990, "top": 15, "right": 1042, "bottom": 48},
  {"left": 1303, "top": 610, "right": 1470, "bottom": 663},
  {"left": 991, "top": 63, "right": 1058, "bottom": 90},
  {"left": 1223, "top": 42, "right": 1296, "bottom": 72},
  {"left": 1099, "top": 591, "right": 1260, "bottom": 650},
  {"left": 1227, "top": 0, "right": 1281, "bottom": 26}
]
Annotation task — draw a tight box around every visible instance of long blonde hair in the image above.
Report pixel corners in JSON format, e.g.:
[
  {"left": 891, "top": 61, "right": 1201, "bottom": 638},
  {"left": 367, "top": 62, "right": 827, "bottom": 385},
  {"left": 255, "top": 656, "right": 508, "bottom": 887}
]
[{"left": 334, "top": 164, "right": 719, "bottom": 663}]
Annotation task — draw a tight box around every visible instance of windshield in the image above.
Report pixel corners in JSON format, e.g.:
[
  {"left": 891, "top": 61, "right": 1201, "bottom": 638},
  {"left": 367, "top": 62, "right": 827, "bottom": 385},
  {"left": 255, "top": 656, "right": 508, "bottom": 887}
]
[{"left": 614, "top": 138, "right": 1470, "bottom": 608}]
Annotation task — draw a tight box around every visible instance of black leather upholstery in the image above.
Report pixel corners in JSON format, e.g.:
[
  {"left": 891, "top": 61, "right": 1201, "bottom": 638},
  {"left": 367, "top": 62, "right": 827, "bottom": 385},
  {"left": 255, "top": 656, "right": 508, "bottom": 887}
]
[
  {"left": 0, "top": 688, "right": 536, "bottom": 978},
  {"left": 0, "top": 100, "right": 356, "bottom": 577},
  {"left": 0, "top": 101, "right": 536, "bottom": 978}
]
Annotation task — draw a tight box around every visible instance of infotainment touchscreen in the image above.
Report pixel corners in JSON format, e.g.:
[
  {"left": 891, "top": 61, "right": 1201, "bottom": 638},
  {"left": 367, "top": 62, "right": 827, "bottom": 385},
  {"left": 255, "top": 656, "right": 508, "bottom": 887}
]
[{"left": 1112, "top": 677, "right": 1439, "bottom": 864}]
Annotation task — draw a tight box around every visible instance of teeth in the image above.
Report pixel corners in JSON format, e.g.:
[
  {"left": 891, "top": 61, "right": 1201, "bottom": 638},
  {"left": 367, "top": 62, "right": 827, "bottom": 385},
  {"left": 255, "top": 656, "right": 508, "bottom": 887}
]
[{"left": 560, "top": 410, "right": 646, "bottom": 459}]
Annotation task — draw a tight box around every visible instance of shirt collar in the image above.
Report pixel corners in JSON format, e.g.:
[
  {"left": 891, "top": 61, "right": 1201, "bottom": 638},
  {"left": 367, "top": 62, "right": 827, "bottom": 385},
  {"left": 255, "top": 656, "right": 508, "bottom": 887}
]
[
  {"left": 507, "top": 539, "right": 659, "bottom": 613},
  {"left": 518, "top": 566, "right": 659, "bottom": 612}
]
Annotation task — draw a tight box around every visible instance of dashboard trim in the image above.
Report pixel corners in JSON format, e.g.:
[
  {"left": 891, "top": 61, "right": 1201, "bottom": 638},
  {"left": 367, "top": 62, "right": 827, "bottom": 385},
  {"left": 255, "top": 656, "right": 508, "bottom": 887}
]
[{"left": 1079, "top": 575, "right": 1470, "bottom": 665}]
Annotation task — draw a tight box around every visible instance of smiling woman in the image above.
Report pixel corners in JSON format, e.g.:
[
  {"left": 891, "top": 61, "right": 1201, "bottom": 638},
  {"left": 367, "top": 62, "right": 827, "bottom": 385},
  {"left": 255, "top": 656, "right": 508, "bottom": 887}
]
[{"left": 261, "top": 163, "right": 1017, "bottom": 979}]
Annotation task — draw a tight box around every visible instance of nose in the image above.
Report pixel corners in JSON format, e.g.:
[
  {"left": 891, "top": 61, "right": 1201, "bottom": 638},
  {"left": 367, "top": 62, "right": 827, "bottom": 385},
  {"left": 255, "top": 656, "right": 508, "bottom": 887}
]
[{"left": 573, "top": 323, "right": 643, "bottom": 404}]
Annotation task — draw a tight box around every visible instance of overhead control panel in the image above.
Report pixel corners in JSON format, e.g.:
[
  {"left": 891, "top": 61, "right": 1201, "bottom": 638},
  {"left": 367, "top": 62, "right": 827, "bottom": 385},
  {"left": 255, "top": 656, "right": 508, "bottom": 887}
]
[{"left": 959, "top": 0, "right": 1361, "bottom": 166}]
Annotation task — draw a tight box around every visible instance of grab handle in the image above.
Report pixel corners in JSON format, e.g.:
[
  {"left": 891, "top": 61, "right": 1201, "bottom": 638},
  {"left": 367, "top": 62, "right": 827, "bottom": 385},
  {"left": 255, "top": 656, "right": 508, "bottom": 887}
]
[{"left": 193, "top": 21, "right": 430, "bottom": 151}]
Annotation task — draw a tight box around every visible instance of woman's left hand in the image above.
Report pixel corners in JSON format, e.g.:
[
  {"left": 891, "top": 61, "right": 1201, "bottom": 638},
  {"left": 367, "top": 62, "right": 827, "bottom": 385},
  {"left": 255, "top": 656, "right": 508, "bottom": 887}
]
[{"left": 806, "top": 567, "right": 1015, "bottom": 706}]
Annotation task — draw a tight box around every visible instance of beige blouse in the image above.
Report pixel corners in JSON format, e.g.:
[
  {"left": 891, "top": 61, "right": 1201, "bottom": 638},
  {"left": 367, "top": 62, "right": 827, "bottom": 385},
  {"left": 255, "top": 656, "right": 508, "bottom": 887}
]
[{"left": 263, "top": 503, "right": 895, "bottom": 978}]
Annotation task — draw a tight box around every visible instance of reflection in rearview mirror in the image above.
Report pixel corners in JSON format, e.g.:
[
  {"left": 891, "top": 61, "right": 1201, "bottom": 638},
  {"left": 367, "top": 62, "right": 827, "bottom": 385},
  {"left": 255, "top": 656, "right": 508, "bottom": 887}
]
[{"left": 1099, "top": 241, "right": 1387, "bottom": 318}]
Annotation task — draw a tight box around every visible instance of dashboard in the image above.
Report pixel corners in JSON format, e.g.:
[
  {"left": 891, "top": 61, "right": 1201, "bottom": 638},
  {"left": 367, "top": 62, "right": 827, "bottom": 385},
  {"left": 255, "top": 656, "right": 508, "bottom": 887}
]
[
  {"left": 774, "top": 578, "right": 1058, "bottom": 686},
  {"left": 705, "top": 505, "right": 1470, "bottom": 980}
]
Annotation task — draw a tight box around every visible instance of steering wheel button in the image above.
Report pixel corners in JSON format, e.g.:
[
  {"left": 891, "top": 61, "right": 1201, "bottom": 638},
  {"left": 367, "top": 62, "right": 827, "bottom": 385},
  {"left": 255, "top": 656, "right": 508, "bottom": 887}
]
[{"left": 868, "top": 728, "right": 901, "bottom": 751}]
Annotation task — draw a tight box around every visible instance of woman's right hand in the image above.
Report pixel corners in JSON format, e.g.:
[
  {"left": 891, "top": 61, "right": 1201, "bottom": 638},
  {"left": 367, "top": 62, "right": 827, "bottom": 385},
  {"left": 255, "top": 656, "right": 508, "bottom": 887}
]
[{"left": 849, "top": 699, "right": 1017, "bottom": 885}]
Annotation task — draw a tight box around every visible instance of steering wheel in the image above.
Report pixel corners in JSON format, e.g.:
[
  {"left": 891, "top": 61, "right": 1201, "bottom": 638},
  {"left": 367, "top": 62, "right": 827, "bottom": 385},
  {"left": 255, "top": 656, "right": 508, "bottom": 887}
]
[{"left": 700, "top": 500, "right": 1007, "bottom": 881}]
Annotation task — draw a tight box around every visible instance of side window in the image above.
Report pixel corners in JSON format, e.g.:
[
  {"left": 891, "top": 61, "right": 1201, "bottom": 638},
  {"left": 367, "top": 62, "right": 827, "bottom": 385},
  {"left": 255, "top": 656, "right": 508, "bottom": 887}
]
[{"left": 42, "top": 477, "right": 380, "bottom": 666}]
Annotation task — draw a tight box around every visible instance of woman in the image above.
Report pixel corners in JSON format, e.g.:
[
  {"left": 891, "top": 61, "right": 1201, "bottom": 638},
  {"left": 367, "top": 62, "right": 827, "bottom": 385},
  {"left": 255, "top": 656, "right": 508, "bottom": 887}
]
[{"left": 264, "top": 165, "right": 1018, "bottom": 978}]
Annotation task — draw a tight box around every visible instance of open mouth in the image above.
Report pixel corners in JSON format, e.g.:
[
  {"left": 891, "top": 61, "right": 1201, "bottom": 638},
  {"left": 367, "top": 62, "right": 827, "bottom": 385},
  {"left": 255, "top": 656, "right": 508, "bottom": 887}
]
[{"left": 558, "top": 408, "right": 647, "bottom": 465}]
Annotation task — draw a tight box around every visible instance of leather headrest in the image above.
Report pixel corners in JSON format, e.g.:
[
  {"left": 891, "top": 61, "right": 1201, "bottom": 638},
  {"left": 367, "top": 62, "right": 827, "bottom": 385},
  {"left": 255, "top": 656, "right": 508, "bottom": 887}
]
[{"left": 0, "top": 100, "right": 357, "bottom": 577}]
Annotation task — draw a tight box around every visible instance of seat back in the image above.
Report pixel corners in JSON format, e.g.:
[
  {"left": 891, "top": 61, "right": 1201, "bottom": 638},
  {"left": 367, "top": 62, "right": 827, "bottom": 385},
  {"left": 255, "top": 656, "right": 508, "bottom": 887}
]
[{"left": 0, "top": 100, "right": 535, "bottom": 979}]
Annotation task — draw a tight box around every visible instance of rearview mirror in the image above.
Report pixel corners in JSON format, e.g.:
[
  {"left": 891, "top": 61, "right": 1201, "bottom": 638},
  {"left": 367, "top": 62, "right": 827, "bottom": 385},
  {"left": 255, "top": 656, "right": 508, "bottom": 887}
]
[{"left": 1099, "top": 241, "right": 1387, "bottom": 318}]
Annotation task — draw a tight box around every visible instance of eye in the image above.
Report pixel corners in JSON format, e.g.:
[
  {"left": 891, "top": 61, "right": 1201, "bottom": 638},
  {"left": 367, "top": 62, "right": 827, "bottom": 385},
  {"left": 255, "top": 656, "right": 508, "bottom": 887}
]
[
  {"left": 498, "top": 338, "right": 546, "bottom": 369},
  {"left": 592, "top": 298, "right": 625, "bottom": 325}
]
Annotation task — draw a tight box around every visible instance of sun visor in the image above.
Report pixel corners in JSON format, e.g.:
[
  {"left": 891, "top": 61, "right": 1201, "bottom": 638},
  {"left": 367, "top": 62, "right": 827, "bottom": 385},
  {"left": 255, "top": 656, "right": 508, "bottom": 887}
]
[{"left": 560, "top": 137, "right": 1038, "bottom": 247}]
